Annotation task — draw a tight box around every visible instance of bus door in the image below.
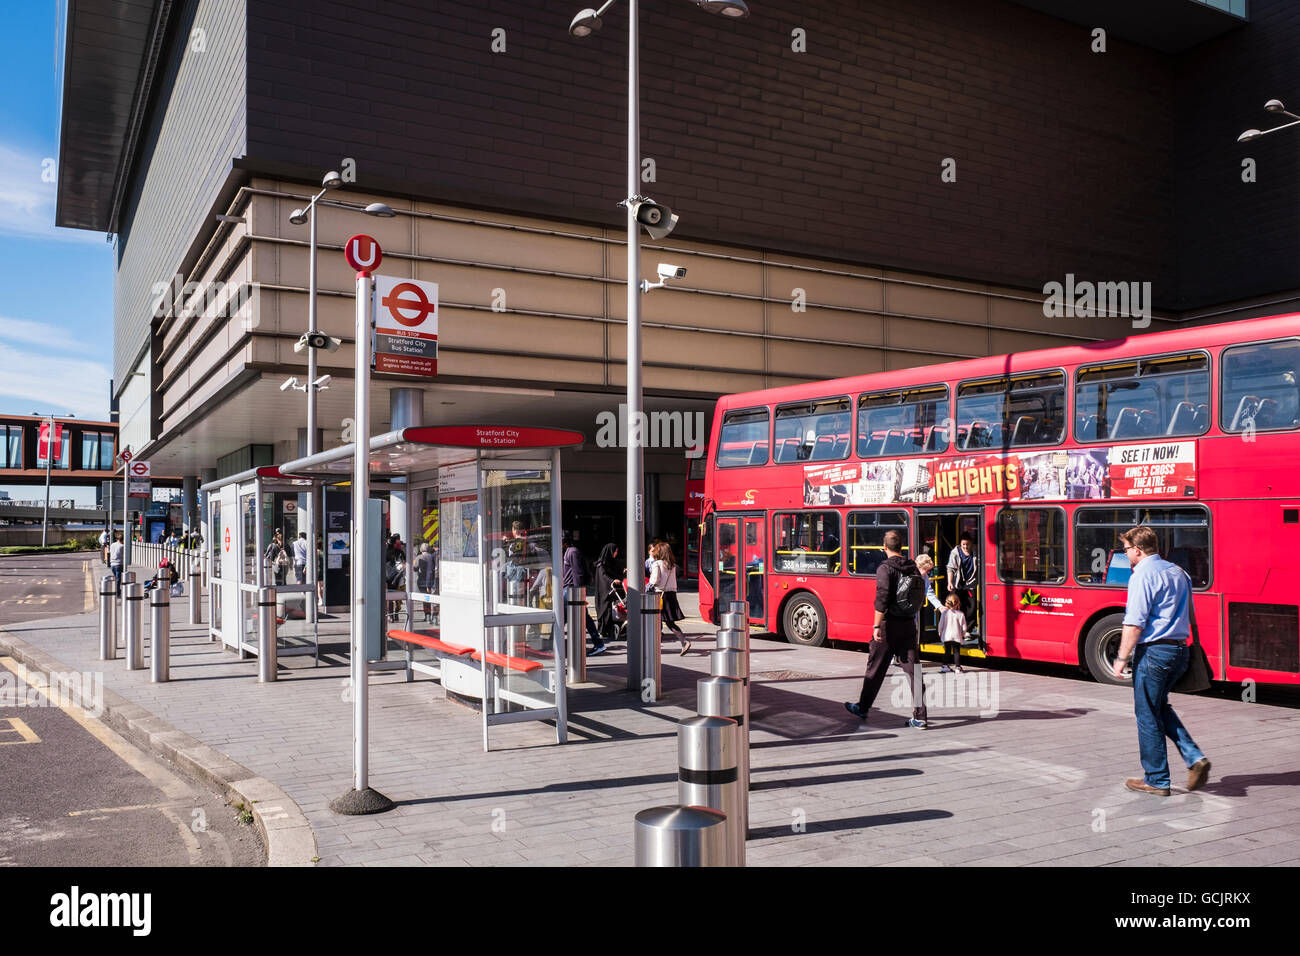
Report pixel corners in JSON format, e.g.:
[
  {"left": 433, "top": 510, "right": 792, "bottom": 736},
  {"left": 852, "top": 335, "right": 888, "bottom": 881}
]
[
  {"left": 712, "top": 514, "right": 765, "bottom": 625},
  {"left": 917, "top": 509, "right": 984, "bottom": 653}
]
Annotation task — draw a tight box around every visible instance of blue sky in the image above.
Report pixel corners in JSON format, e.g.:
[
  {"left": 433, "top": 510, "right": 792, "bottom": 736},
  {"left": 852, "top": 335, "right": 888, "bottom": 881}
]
[{"left": 0, "top": 0, "right": 115, "bottom": 424}]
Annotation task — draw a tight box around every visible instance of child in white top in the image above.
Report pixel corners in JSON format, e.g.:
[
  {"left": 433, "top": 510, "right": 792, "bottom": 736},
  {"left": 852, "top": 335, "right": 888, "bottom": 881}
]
[{"left": 938, "top": 593, "right": 967, "bottom": 673}]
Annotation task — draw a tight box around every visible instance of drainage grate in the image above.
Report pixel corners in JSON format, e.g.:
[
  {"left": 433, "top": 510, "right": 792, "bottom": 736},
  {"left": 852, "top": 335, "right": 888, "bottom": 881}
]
[{"left": 751, "top": 670, "right": 822, "bottom": 681}]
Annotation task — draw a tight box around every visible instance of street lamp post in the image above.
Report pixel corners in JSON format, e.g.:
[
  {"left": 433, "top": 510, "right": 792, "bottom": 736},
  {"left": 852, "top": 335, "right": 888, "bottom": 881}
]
[
  {"left": 290, "top": 180, "right": 394, "bottom": 615},
  {"left": 568, "top": 0, "right": 749, "bottom": 692}
]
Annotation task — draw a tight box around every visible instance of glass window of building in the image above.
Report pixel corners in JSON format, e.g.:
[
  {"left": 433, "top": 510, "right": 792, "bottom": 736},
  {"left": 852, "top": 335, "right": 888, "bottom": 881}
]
[
  {"left": 0, "top": 426, "right": 21, "bottom": 468},
  {"left": 1074, "top": 506, "right": 1210, "bottom": 588},
  {"left": 997, "top": 508, "right": 1066, "bottom": 583},
  {"left": 847, "top": 510, "right": 909, "bottom": 575},
  {"left": 1221, "top": 340, "right": 1300, "bottom": 433},
  {"left": 1075, "top": 352, "right": 1209, "bottom": 441},
  {"left": 773, "top": 511, "right": 841, "bottom": 574},
  {"left": 957, "top": 371, "right": 1065, "bottom": 450},
  {"left": 857, "top": 385, "right": 949, "bottom": 458},
  {"left": 716, "top": 407, "right": 770, "bottom": 467},
  {"left": 773, "top": 398, "right": 851, "bottom": 463}
]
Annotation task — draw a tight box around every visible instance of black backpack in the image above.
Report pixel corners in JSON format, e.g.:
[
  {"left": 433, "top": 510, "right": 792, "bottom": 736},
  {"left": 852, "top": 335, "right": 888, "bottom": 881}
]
[{"left": 888, "top": 559, "right": 925, "bottom": 618}]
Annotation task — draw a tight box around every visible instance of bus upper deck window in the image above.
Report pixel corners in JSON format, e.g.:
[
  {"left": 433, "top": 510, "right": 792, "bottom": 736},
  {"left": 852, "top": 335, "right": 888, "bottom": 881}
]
[
  {"left": 716, "top": 407, "right": 771, "bottom": 467},
  {"left": 1222, "top": 340, "right": 1300, "bottom": 433}
]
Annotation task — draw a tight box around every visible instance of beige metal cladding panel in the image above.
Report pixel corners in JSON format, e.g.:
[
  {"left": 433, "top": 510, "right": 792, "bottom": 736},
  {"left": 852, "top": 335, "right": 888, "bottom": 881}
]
[
  {"left": 883, "top": 279, "right": 989, "bottom": 324},
  {"left": 445, "top": 352, "right": 600, "bottom": 386},
  {"left": 637, "top": 366, "right": 771, "bottom": 395},
  {"left": 643, "top": 240, "right": 765, "bottom": 297},
  {"left": 612, "top": 326, "right": 763, "bottom": 370},
  {"left": 415, "top": 216, "right": 604, "bottom": 277},
  {"left": 768, "top": 340, "right": 885, "bottom": 381},
  {"left": 988, "top": 327, "right": 1083, "bottom": 357},
  {"left": 887, "top": 316, "right": 986, "bottom": 356},
  {"left": 414, "top": 261, "right": 605, "bottom": 321},
  {"left": 768, "top": 305, "right": 885, "bottom": 347},
  {"left": 623, "top": 287, "right": 765, "bottom": 335},
  {"left": 885, "top": 351, "right": 963, "bottom": 372},
  {"left": 763, "top": 264, "right": 885, "bottom": 313},
  {"left": 987, "top": 294, "right": 1060, "bottom": 333},
  {"left": 439, "top": 305, "right": 604, "bottom": 358}
]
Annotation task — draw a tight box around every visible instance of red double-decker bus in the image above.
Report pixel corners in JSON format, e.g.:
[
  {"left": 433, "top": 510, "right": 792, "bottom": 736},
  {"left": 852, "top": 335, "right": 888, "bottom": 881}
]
[{"left": 698, "top": 313, "right": 1300, "bottom": 686}]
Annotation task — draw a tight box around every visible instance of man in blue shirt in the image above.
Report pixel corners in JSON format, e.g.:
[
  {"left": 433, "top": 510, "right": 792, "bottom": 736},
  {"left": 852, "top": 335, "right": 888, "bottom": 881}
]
[{"left": 1113, "top": 525, "right": 1210, "bottom": 796}]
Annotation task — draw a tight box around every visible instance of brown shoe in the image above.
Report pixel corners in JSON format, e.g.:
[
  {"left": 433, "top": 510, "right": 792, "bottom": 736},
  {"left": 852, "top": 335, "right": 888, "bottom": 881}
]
[
  {"left": 1187, "top": 758, "right": 1211, "bottom": 792},
  {"left": 1125, "top": 777, "right": 1171, "bottom": 796}
]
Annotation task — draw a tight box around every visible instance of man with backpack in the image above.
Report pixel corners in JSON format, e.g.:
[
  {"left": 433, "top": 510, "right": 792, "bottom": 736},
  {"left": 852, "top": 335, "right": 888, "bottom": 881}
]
[{"left": 845, "top": 530, "right": 928, "bottom": 729}]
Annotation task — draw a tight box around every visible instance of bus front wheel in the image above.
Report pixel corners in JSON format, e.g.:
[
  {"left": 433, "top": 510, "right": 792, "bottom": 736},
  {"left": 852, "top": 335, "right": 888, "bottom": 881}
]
[
  {"left": 1084, "top": 614, "right": 1131, "bottom": 685},
  {"left": 782, "top": 593, "right": 827, "bottom": 647}
]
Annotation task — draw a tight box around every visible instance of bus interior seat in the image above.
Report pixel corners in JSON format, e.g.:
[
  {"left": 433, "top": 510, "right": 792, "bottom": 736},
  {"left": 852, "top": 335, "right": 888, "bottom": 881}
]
[
  {"left": 748, "top": 443, "right": 768, "bottom": 465},
  {"left": 1255, "top": 398, "right": 1280, "bottom": 428},
  {"left": 831, "top": 438, "right": 849, "bottom": 458},
  {"left": 883, "top": 429, "right": 910, "bottom": 455},
  {"left": 811, "top": 435, "right": 837, "bottom": 460},
  {"left": 1077, "top": 414, "right": 1098, "bottom": 440},
  {"left": 986, "top": 423, "right": 1004, "bottom": 446},
  {"left": 860, "top": 435, "right": 884, "bottom": 457},
  {"left": 1109, "top": 407, "right": 1141, "bottom": 439},
  {"left": 1228, "top": 395, "right": 1260, "bottom": 431},
  {"left": 962, "top": 421, "right": 990, "bottom": 449},
  {"left": 1166, "top": 401, "right": 1196, "bottom": 435},
  {"left": 924, "top": 425, "right": 946, "bottom": 450},
  {"left": 775, "top": 438, "right": 798, "bottom": 462},
  {"left": 1010, "top": 415, "right": 1034, "bottom": 445},
  {"left": 1191, "top": 404, "right": 1209, "bottom": 431},
  {"left": 1136, "top": 409, "right": 1159, "bottom": 436}
]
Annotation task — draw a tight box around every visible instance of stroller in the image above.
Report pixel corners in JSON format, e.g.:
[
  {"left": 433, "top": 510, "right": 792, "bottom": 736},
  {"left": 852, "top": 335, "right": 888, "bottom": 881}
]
[{"left": 607, "top": 578, "right": 629, "bottom": 641}]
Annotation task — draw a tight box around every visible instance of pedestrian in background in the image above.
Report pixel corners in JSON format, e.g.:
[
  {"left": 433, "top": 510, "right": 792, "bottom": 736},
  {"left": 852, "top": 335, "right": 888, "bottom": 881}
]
[
  {"left": 845, "top": 530, "right": 927, "bottom": 728},
  {"left": 293, "top": 531, "right": 309, "bottom": 584},
  {"left": 946, "top": 532, "right": 980, "bottom": 641},
  {"left": 593, "top": 542, "right": 622, "bottom": 641},
  {"left": 108, "top": 532, "right": 125, "bottom": 593},
  {"left": 564, "top": 535, "right": 606, "bottom": 656},
  {"left": 649, "top": 540, "right": 690, "bottom": 654},
  {"left": 1114, "top": 525, "right": 1211, "bottom": 796},
  {"left": 415, "top": 542, "right": 437, "bottom": 623},
  {"left": 937, "top": 593, "right": 967, "bottom": 674}
]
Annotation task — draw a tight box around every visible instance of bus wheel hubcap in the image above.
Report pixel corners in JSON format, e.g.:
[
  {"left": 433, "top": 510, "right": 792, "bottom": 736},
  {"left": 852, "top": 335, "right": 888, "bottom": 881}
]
[{"left": 793, "top": 604, "right": 818, "bottom": 638}]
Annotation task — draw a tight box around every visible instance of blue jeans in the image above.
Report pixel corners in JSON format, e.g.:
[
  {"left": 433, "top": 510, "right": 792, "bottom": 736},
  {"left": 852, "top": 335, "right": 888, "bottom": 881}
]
[{"left": 1133, "top": 642, "right": 1204, "bottom": 789}]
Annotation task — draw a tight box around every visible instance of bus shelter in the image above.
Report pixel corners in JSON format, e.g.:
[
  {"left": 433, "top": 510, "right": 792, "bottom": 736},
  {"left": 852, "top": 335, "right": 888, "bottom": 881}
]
[
  {"left": 280, "top": 425, "right": 585, "bottom": 750},
  {"left": 202, "top": 466, "right": 325, "bottom": 663}
]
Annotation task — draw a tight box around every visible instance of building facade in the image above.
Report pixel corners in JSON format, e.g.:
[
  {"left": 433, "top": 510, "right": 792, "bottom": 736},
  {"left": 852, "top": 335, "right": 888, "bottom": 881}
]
[{"left": 56, "top": 0, "right": 1299, "bottom": 551}]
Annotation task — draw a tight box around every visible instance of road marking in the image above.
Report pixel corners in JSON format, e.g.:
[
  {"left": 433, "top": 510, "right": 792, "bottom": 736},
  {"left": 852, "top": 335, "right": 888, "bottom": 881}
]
[
  {"left": 68, "top": 802, "right": 173, "bottom": 817},
  {"left": 159, "top": 805, "right": 204, "bottom": 865},
  {"left": 0, "top": 657, "right": 189, "bottom": 799},
  {"left": 0, "top": 716, "right": 40, "bottom": 745},
  {"left": 83, "top": 561, "right": 95, "bottom": 612}
]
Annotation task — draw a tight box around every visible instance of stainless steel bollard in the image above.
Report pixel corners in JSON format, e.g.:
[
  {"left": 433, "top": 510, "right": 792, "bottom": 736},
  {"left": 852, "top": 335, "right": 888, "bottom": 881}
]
[
  {"left": 720, "top": 611, "right": 747, "bottom": 630},
  {"left": 124, "top": 583, "right": 145, "bottom": 670},
  {"left": 189, "top": 569, "right": 201, "bottom": 625},
  {"left": 712, "top": 646, "right": 749, "bottom": 686},
  {"left": 150, "top": 578, "right": 170, "bottom": 683},
  {"left": 716, "top": 626, "right": 749, "bottom": 653},
  {"left": 506, "top": 579, "right": 527, "bottom": 655},
  {"left": 564, "top": 586, "right": 587, "bottom": 685},
  {"left": 99, "top": 574, "right": 117, "bottom": 661},
  {"left": 727, "top": 600, "right": 748, "bottom": 619},
  {"left": 640, "top": 590, "right": 663, "bottom": 701},
  {"left": 677, "top": 715, "right": 743, "bottom": 866},
  {"left": 257, "top": 586, "right": 278, "bottom": 682},
  {"left": 634, "top": 805, "right": 727, "bottom": 867},
  {"left": 118, "top": 570, "right": 136, "bottom": 651},
  {"left": 698, "top": 674, "right": 748, "bottom": 842}
]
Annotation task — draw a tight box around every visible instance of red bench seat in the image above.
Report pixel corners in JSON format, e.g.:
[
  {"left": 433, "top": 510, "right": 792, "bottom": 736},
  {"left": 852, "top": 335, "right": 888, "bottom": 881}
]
[
  {"left": 471, "top": 650, "right": 543, "bottom": 673},
  {"left": 387, "top": 629, "right": 474, "bottom": 656}
]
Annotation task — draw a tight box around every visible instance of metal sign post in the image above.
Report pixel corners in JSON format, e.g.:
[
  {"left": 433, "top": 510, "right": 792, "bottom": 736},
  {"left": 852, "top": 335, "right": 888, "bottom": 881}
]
[{"left": 330, "top": 235, "right": 394, "bottom": 816}]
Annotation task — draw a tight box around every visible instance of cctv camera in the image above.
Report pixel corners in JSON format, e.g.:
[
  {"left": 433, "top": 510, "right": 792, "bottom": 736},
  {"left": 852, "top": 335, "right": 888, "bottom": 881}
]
[
  {"left": 631, "top": 199, "right": 679, "bottom": 240},
  {"left": 313, "top": 375, "right": 331, "bottom": 389},
  {"left": 657, "top": 263, "right": 687, "bottom": 280},
  {"left": 294, "top": 332, "right": 341, "bottom": 354},
  {"left": 280, "top": 378, "right": 298, "bottom": 392}
]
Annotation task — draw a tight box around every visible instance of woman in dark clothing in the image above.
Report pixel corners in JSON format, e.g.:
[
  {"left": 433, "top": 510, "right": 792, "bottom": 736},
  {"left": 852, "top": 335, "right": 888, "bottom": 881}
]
[{"left": 593, "top": 543, "right": 623, "bottom": 641}]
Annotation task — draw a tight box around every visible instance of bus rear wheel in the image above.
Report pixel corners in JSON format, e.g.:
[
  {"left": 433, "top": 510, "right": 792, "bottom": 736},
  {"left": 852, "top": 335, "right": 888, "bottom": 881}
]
[
  {"left": 1084, "top": 613, "right": 1130, "bottom": 685},
  {"left": 782, "top": 593, "right": 827, "bottom": 647}
]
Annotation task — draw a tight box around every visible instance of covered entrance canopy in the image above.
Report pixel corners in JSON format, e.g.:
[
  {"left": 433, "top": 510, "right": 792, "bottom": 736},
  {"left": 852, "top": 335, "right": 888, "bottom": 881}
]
[{"left": 281, "top": 425, "right": 585, "bottom": 751}]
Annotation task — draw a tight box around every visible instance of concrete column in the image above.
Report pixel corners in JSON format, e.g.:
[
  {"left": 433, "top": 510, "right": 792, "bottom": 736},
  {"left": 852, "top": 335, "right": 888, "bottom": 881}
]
[
  {"left": 388, "top": 389, "right": 424, "bottom": 550},
  {"left": 199, "top": 468, "right": 216, "bottom": 552},
  {"left": 182, "top": 476, "right": 199, "bottom": 535}
]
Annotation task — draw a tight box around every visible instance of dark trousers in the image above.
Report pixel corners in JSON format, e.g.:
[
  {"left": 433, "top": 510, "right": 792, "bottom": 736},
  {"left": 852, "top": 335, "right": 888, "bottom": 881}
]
[
  {"left": 856, "top": 619, "right": 926, "bottom": 720},
  {"left": 954, "top": 587, "right": 978, "bottom": 633}
]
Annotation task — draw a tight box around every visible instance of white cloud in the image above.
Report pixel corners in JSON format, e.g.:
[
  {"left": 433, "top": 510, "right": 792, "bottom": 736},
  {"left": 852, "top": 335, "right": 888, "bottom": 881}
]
[
  {"left": 0, "top": 314, "right": 96, "bottom": 353},
  {"left": 0, "top": 340, "right": 110, "bottom": 420},
  {"left": 0, "top": 143, "right": 106, "bottom": 245}
]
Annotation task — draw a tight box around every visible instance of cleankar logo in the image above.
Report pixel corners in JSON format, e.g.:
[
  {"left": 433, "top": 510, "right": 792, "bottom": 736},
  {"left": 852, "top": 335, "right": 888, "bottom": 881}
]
[
  {"left": 1018, "top": 590, "right": 1074, "bottom": 614},
  {"left": 50, "top": 886, "right": 151, "bottom": 936}
]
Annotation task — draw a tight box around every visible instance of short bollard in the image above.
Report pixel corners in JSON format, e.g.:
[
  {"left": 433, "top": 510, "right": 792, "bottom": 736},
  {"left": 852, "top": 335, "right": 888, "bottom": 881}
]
[
  {"left": 720, "top": 611, "right": 747, "bottom": 630},
  {"left": 124, "top": 583, "right": 145, "bottom": 670},
  {"left": 640, "top": 590, "right": 663, "bottom": 701},
  {"left": 727, "top": 601, "right": 748, "bottom": 619},
  {"left": 634, "top": 805, "right": 727, "bottom": 867},
  {"left": 716, "top": 627, "right": 748, "bottom": 653},
  {"left": 150, "top": 580, "right": 170, "bottom": 683},
  {"left": 698, "top": 674, "right": 748, "bottom": 842},
  {"left": 564, "top": 586, "right": 587, "bottom": 686},
  {"left": 189, "top": 569, "right": 201, "bottom": 625},
  {"left": 677, "top": 715, "right": 743, "bottom": 866},
  {"left": 118, "top": 570, "right": 135, "bottom": 650},
  {"left": 99, "top": 574, "right": 117, "bottom": 661},
  {"left": 257, "top": 586, "right": 278, "bottom": 683}
]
